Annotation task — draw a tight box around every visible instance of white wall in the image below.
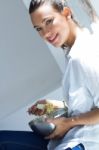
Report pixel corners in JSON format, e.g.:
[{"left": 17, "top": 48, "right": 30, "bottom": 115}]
[
  {"left": 0, "top": 0, "right": 62, "bottom": 120},
  {"left": 0, "top": 87, "right": 63, "bottom": 131},
  {"left": 91, "top": 0, "right": 99, "bottom": 16}
]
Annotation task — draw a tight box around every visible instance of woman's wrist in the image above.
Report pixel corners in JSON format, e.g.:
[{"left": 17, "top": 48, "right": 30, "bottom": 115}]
[
  {"left": 67, "top": 116, "right": 82, "bottom": 127},
  {"left": 68, "top": 108, "right": 99, "bottom": 126}
]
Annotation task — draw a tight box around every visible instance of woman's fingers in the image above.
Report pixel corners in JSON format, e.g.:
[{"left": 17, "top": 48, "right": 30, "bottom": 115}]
[
  {"left": 28, "top": 99, "right": 47, "bottom": 115},
  {"left": 28, "top": 105, "right": 37, "bottom": 114},
  {"left": 34, "top": 108, "right": 46, "bottom": 116},
  {"left": 27, "top": 99, "right": 63, "bottom": 115}
]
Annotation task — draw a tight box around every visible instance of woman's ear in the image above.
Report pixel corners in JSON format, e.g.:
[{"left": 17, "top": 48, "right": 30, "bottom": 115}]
[{"left": 62, "top": 7, "right": 72, "bottom": 19}]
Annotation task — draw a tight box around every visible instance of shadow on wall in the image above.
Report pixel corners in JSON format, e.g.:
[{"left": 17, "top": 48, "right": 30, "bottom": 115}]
[{"left": 64, "top": 0, "right": 98, "bottom": 30}]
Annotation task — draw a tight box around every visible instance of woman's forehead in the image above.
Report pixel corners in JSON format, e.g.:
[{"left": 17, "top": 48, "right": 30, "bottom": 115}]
[{"left": 31, "top": 3, "right": 59, "bottom": 22}]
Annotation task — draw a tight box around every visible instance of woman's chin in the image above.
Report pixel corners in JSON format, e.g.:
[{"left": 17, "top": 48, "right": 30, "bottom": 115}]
[{"left": 51, "top": 42, "right": 62, "bottom": 48}]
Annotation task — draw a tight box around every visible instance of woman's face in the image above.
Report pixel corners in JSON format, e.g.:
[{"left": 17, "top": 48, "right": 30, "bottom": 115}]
[{"left": 30, "top": 3, "right": 72, "bottom": 47}]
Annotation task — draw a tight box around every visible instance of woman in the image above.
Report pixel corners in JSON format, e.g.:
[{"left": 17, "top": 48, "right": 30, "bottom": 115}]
[
  {"left": 1, "top": 0, "right": 98, "bottom": 150},
  {"left": 28, "top": 0, "right": 99, "bottom": 150}
]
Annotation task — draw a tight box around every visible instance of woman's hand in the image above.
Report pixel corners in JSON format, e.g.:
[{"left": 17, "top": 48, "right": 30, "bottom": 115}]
[
  {"left": 45, "top": 117, "right": 74, "bottom": 139},
  {"left": 28, "top": 99, "right": 65, "bottom": 116},
  {"left": 28, "top": 99, "right": 46, "bottom": 115},
  {"left": 44, "top": 108, "right": 99, "bottom": 139}
]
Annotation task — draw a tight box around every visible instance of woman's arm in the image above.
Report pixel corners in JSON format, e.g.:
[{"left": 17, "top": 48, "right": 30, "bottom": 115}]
[
  {"left": 71, "top": 107, "right": 99, "bottom": 125},
  {"left": 45, "top": 107, "right": 99, "bottom": 139}
]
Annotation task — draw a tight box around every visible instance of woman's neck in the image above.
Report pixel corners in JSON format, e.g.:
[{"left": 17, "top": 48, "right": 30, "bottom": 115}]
[{"left": 64, "top": 21, "right": 80, "bottom": 48}]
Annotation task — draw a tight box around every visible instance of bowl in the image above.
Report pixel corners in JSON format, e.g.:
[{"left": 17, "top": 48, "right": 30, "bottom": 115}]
[
  {"left": 29, "top": 108, "right": 68, "bottom": 136},
  {"left": 29, "top": 119, "right": 56, "bottom": 136}
]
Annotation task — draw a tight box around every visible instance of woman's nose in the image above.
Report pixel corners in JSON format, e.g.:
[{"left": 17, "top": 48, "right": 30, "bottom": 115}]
[{"left": 42, "top": 28, "right": 51, "bottom": 39}]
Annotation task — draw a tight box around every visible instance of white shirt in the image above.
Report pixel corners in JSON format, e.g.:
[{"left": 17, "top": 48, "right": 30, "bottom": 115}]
[{"left": 48, "top": 23, "right": 99, "bottom": 150}]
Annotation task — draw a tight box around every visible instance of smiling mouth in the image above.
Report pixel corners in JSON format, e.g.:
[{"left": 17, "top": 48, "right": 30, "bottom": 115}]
[{"left": 47, "top": 33, "right": 59, "bottom": 44}]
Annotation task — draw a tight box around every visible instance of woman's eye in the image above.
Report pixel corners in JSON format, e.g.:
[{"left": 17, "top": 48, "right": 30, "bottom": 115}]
[
  {"left": 36, "top": 27, "right": 42, "bottom": 32},
  {"left": 46, "top": 18, "right": 54, "bottom": 25}
]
